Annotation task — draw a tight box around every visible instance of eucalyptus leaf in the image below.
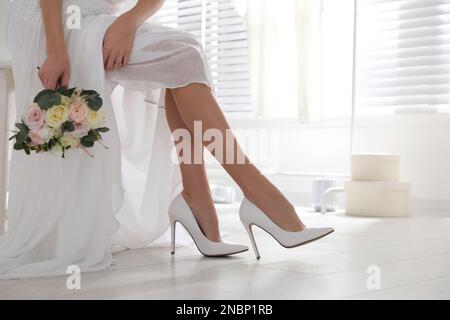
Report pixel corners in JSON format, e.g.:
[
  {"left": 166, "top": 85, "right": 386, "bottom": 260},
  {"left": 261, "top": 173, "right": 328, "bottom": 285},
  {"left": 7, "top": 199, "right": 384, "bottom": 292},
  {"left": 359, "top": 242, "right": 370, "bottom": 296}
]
[
  {"left": 86, "top": 95, "right": 103, "bottom": 111},
  {"left": 96, "top": 127, "right": 110, "bottom": 133},
  {"left": 58, "top": 87, "right": 77, "bottom": 97},
  {"left": 13, "top": 142, "right": 24, "bottom": 151},
  {"left": 80, "top": 137, "right": 94, "bottom": 148},
  {"left": 80, "top": 89, "right": 98, "bottom": 97},
  {"left": 33, "top": 89, "right": 54, "bottom": 104},
  {"left": 36, "top": 91, "right": 62, "bottom": 110},
  {"left": 15, "top": 131, "right": 28, "bottom": 144},
  {"left": 16, "top": 122, "right": 29, "bottom": 132},
  {"left": 62, "top": 121, "right": 75, "bottom": 132},
  {"left": 24, "top": 144, "right": 31, "bottom": 155}
]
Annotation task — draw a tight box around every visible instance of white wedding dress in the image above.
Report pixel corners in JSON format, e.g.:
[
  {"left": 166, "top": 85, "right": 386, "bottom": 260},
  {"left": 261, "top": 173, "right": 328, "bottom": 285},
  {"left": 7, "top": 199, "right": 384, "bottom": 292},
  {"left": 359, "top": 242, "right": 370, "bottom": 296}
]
[{"left": 0, "top": 0, "right": 213, "bottom": 279}]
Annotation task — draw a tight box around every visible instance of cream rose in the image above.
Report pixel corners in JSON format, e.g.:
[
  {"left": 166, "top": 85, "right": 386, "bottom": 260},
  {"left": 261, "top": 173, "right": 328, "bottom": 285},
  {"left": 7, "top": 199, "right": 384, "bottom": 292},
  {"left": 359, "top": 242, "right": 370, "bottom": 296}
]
[
  {"left": 60, "top": 134, "right": 78, "bottom": 149},
  {"left": 46, "top": 105, "right": 69, "bottom": 128},
  {"left": 23, "top": 104, "right": 44, "bottom": 130},
  {"left": 69, "top": 101, "right": 89, "bottom": 123},
  {"left": 52, "top": 143, "right": 63, "bottom": 155},
  {"left": 61, "top": 96, "right": 71, "bottom": 108},
  {"left": 86, "top": 108, "right": 105, "bottom": 129}
]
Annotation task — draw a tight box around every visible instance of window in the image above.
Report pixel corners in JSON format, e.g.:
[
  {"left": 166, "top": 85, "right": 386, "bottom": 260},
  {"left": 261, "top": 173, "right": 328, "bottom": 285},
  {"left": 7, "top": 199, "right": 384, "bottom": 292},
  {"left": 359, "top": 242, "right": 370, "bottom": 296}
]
[
  {"left": 151, "top": 0, "right": 252, "bottom": 113},
  {"left": 355, "top": 0, "right": 450, "bottom": 114},
  {"left": 320, "top": 0, "right": 355, "bottom": 119}
]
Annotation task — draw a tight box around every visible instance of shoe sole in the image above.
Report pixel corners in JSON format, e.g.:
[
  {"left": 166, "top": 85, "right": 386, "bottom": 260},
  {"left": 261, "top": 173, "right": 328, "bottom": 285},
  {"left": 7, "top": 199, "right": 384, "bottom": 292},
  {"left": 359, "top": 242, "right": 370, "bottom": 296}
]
[
  {"left": 249, "top": 223, "right": 334, "bottom": 253},
  {"left": 172, "top": 220, "right": 249, "bottom": 257}
]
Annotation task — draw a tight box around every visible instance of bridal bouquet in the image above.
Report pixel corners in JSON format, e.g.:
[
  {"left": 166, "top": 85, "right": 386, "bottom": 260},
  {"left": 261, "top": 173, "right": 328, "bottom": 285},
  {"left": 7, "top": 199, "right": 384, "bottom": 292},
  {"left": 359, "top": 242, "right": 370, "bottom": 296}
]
[{"left": 10, "top": 87, "right": 109, "bottom": 158}]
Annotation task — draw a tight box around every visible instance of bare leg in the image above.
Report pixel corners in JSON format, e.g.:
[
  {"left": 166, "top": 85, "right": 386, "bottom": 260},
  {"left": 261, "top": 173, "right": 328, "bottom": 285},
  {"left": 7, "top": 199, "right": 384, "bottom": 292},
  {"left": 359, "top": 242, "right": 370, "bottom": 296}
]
[
  {"left": 170, "top": 84, "right": 305, "bottom": 232},
  {"left": 165, "top": 90, "right": 222, "bottom": 241}
]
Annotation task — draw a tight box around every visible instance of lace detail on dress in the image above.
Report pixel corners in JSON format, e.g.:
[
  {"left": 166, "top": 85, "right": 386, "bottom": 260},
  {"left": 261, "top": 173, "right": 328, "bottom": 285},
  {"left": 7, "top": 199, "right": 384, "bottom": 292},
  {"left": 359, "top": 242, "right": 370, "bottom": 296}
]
[
  {"left": 12, "top": 0, "right": 42, "bottom": 25},
  {"left": 63, "top": 0, "right": 125, "bottom": 16},
  {"left": 10, "top": 0, "right": 125, "bottom": 25}
]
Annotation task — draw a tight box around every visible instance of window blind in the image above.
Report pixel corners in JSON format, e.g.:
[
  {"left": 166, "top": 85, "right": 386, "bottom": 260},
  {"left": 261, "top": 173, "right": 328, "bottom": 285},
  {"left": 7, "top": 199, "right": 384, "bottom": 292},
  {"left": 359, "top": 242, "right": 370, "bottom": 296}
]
[
  {"left": 355, "top": 0, "right": 450, "bottom": 111},
  {"left": 151, "top": 0, "right": 252, "bottom": 113}
]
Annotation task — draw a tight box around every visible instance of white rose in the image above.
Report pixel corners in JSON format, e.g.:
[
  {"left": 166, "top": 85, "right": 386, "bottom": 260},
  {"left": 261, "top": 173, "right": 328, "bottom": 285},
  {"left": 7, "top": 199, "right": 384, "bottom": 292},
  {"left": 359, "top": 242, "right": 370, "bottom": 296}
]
[
  {"left": 86, "top": 107, "right": 105, "bottom": 129},
  {"left": 60, "top": 134, "right": 78, "bottom": 149},
  {"left": 38, "top": 127, "right": 52, "bottom": 143}
]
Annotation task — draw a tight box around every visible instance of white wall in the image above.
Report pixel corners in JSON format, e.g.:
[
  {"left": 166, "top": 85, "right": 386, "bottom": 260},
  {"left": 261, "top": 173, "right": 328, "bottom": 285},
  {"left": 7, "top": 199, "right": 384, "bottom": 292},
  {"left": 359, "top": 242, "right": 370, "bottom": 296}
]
[
  {"left": 0, "top": 0, "right": 11, "bottom": 63},
  {"left": 209, "top": 115, "right": 450, "bottom": 215},
  {"left": 353, "top": 115, "right": 450, "bottom": 213},
  {"left": 208, "top": 120, "right": 352, "bottom": 207}
]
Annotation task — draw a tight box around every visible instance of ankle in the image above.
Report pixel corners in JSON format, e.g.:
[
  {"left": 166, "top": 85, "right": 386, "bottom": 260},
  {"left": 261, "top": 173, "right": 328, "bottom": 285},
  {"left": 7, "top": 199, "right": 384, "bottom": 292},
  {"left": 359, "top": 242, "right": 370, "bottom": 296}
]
[
  {"left": 243, "top": 187, "right": 284, "bottom": 207},
  {"left": 182, "top": 189, "right": 210, "bottom": 206}
]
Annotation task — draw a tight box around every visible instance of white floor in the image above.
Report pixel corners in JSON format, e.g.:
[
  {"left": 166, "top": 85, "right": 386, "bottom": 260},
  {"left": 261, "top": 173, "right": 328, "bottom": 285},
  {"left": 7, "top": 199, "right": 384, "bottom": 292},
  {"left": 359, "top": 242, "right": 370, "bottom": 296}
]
[{"left": 1, "top": 205, "right": 450, "bottom": 300}]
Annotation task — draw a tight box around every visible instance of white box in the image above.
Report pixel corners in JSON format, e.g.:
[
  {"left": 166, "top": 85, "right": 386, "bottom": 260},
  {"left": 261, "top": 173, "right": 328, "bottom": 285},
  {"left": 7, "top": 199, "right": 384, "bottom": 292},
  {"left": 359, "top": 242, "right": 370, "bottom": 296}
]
[
  {"left": 345, "top": 181, "right": 411, "bottom": 217},
  {"left": 351, "top": 154, "right": 400, "bottom": 182}
]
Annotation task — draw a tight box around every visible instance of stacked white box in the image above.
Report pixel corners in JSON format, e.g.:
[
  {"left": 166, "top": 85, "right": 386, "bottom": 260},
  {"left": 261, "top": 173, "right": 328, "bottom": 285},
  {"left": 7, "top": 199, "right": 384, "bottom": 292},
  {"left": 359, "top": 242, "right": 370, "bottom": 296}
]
[{"left": 345, "top": 154, "right": 411, "bottom": 217}]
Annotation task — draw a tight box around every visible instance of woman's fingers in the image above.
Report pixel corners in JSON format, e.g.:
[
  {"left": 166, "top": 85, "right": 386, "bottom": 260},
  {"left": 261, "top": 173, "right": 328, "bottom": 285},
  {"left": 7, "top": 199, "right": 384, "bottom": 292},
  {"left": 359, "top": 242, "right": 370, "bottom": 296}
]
[
  {"left": 105, "top": 49, "right": 119, "bottom": 70},
  {"left": 103, "top": 45, "right": 131, "bottom": 70},
  {"left": 38, "top": 52, "right": 71, "bottom": 89},
  {"left": 113, "top": 51, "right": 126, "bottom": 69},
  {"left": 122, "top": 48, "right": 132, "bottom": 67},
  {"left": 60, "top": 68, "right": 70, "bottom": 88},
  {"left": 41, "top": 69, "right": 67, "bottom": 90},
  {"left": 45, "top": 76, "right": 57, "bottom": 90},
  {"left": 123, "top": 49, "right": 131, "bottom": 67},
  {"left": 103, "top": 43, "right": 111, "bottom": 68},
  {"left": 105, "top": 54, "right": 114, "bottom": 70}
]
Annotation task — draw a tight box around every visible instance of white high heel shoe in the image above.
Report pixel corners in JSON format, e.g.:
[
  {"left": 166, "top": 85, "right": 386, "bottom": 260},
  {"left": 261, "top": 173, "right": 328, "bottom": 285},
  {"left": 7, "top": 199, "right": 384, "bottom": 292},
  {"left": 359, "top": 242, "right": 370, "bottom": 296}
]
[
  {"left": 169, "top": 193, "right": 249, "bottom": 257},
  {"left": 239, "top": 198, "right": 334, "bottom": 259}
]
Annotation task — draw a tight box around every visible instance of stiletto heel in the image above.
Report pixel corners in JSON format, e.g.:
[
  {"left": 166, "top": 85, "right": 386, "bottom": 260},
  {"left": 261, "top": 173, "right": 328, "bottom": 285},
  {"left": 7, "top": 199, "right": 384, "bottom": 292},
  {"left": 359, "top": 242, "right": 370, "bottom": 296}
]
[
  {"left": 168, "top": 193, "right": 249, "bottom": 257},
  {"left": 243, "top": 223, "right": 260, "bottom": 259},
  {"left": 239, "top": 198, "right": 334, "bottom": 258},
  {"left": 170, "top": 219, "right": 176, "bottom": 254}
]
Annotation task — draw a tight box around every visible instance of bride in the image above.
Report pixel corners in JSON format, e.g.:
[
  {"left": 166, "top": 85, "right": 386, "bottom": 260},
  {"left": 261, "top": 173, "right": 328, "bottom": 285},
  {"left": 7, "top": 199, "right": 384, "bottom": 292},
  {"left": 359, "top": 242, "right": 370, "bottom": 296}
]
[{"left": 0, "top": 0, "right": 333, "bottom": 279}]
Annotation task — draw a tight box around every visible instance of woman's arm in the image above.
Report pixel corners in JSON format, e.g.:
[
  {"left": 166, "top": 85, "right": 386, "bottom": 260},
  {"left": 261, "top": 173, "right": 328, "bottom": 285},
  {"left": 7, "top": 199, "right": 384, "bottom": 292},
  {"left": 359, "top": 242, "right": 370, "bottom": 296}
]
[
  {"left": 103, "top": 0, "right": 165, "bottom": 70},
  {"left": 38, "top": 0, "right": 70, "bottom": 89}
]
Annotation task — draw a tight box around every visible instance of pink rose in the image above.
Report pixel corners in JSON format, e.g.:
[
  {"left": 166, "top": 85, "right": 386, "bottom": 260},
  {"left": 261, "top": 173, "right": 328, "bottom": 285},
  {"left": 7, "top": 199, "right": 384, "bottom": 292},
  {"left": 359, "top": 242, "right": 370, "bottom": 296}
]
[
  {"left": 29, "top": 129, "right": 44, "bottom": 145},
  {"left": 69, "top": 101, "right": 88, "bottom": 123},
  {"left": 72, "top": 121, "right": 91, "bottom": 138},
  {"left": 23, "top": 104, "right": 44, "bottom": 130},
  {"left": 29, "top": 127, "right": 51, "bottom": 146}
]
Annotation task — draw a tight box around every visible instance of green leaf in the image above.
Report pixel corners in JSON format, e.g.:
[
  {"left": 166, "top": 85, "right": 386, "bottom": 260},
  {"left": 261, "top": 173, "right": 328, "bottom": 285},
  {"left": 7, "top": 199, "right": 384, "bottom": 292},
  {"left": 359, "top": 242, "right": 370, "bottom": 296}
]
[
  {"left": 43, "top": 139, "right": 56, "bottom": 152},
  {"left": 95, "top": 127, "right": 110, "bottom": 133},
  {"left": 33, "top": 89, "right": 55, "bottom": 104},
  {"left": 80, "top": 89, "right": 98, "bottom": 97},
  {"left": 80, "top": 137, "right": 94, "bottom": 148},
  {"left": 58, "top": 87, "right": 77, "bottom": 97},
  {"left": 36, "top": 91, "right": 62, "bottom": 110},
  {"left": 13, "top": 142, "right": 25, "bottom": 151},
  {"left": 86, "top": 95, "right": 103, "bottom": 111},
  {"left": 15, "top": 131, "right": 28, "bottom": 144},
  {"left": 84, "top": 130, "right": 98, "bottom": 142},
  {"left": 62, "top": 121, "right": 75, "bottom": 132},
  {"left": 24, "top": 144, "right": 31, "bottom": 155},
  {"left": 16, "top": 122, "right": 29, "bottom": 132}
]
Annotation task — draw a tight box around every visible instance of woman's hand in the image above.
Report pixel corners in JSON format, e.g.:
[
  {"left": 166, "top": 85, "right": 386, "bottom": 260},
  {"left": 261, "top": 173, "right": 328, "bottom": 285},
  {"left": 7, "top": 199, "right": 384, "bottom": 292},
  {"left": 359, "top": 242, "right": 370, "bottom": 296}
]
[
  {"left": 39, "top": 0, "right": 70, "bottom": 89},
  {"left": 38, "top": 51, "right": 71, "bottom": 90},
  {"left": 103, "top": 13, "right": 138, "bottom": 70},
  {"left": 103, "top": 0, "right": 165, "bottom": 70}
]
